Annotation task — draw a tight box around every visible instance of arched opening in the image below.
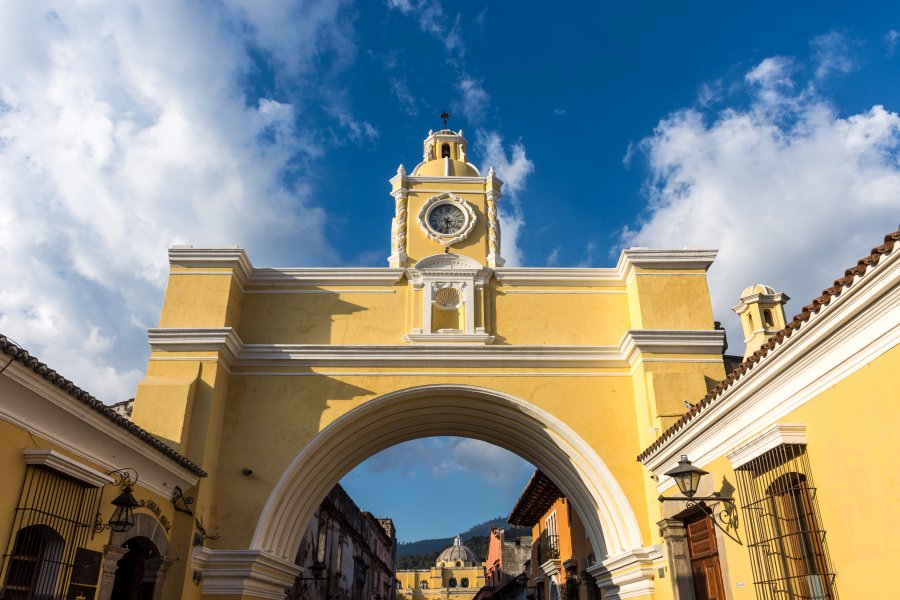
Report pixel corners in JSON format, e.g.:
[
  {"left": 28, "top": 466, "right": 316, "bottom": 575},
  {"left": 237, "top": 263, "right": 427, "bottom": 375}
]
[
  {"left": 441, "top": 143, "right": 451, "bottom": 158},
  {"left": 2, "top": 524, "right": 64, "bottom": 597},
  {"left": 251, "top": 385, "right": 645, "bottom": 573},
  {"left": 110, "top": 536, "right": 160, "bottom": 600},
  {"left": 764, "top": 308, "right": 775, "bottom": 328}
]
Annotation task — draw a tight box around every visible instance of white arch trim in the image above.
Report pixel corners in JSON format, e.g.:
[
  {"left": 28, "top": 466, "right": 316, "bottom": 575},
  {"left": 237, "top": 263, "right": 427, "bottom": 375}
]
[{"left": 251, "top": 384, "right": 644, "bottom": 561}]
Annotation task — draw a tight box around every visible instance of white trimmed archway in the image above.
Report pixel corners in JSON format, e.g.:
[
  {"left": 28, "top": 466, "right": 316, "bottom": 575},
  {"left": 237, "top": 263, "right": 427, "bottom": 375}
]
[{"left": 251, "top": 384, "right": 645, "bottom": 563}]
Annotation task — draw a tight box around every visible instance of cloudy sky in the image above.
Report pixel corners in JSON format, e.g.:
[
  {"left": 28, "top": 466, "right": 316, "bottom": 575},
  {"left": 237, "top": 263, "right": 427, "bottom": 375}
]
[{"left": 2, "top": 1, "right": 899, "bottom": 541}]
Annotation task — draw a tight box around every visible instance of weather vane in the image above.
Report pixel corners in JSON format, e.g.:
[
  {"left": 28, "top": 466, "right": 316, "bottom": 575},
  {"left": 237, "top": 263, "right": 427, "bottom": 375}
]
[{"left": 440, "top": 111, "right": 449, "bottom": 128}]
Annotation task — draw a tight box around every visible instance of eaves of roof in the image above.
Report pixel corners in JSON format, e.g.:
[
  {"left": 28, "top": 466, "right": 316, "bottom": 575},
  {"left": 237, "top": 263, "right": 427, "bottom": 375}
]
[
  {"left": 637, "top": 225, "right": 900, "bottom": 463},
  {"left": 0, "top": 334, "right": 207, "bottom": 477}
]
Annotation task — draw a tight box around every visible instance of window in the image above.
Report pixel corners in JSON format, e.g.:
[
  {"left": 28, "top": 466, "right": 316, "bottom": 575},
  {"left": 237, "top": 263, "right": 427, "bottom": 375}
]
[
  {"left": 449, "top": 577, "right": 457, "bottom": 588},
  {"left": 441, "top": 143, "right": 451, "bottom": 158},
  {"left": 734, "top": 443, "right": 836, "bottom": 599},
  {"left": 1, "top": 465, "right": 101, "bottom": 599},
  {"left": 420, "top": 580, "right": 428, "bottom": 589},
  {"left": 461, "top": 577, "right": 469, "bottom": 587}
]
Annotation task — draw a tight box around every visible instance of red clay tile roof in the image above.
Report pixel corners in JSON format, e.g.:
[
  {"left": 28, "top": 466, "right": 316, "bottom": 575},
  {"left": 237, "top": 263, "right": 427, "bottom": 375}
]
[
  {"left": 0, "top": 334, "right": 207, "bottom": 477},
  {"left": 637, "top": 225, "right": 900, "bottom": 463}
]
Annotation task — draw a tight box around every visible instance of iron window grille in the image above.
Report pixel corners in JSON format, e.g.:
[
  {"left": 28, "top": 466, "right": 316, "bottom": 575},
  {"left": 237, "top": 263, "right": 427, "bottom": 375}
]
[
  {"left": 0, "top": 465, "right": 101, "bottom": 599},
  {"left": 734, "top": 443, "right": 838, "bottom": 600}
]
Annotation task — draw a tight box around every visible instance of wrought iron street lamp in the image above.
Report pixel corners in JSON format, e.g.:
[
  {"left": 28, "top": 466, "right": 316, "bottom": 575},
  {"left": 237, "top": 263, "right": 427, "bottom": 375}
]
[
  {"left": 657, "top": 455, "right": 741, "bottom": 544},
  {"left": 94, "top": 468, "right": 139, "bottom": 534}
]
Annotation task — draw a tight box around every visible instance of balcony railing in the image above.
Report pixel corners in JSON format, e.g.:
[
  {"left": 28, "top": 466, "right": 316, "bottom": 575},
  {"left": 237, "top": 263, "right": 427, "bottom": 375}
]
[{"left": 537, "top": 534, "right": 560, "bottom": 564}]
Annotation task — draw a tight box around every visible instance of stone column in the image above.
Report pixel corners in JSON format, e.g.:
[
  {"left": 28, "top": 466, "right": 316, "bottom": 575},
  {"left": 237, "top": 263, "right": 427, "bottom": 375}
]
[
  {"left": 150, "top": 558, "right": 174, "bottom": 600},
  {"left": 97, "top": 544, "right": 129, "bottom": 600},
  {"left": 658, "top": 518, "right": 695, "bottom": 600}
]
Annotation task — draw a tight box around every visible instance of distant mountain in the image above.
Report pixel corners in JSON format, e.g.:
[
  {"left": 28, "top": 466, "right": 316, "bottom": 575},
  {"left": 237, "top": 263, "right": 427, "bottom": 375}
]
[{"left": 397, "top": 516, "right": 529, "bottom": 557}]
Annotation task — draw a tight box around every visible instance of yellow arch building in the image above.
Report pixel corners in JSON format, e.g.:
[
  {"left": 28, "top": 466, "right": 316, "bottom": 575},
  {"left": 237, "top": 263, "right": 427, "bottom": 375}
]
[
  {"left": 2, "top": 126, "right": 894, "bottom": 600},
  {"left": 130, "top": 127, "right": 728, "bottom": 599}
]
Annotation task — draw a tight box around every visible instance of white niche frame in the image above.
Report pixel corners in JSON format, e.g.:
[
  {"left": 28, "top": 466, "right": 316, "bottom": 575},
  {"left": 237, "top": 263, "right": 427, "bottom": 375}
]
[{"left": 405, "top": 253, "right": 493, "bottom": 344}]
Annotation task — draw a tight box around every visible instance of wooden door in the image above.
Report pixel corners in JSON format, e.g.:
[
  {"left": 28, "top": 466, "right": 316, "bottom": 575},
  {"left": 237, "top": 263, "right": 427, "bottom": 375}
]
[{"left": 686, "top": 512, "right": 727, "bottom": 600}]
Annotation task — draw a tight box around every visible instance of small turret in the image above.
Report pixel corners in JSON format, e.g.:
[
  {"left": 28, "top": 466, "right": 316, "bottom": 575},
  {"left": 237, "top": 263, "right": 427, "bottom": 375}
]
[{"left": 732, "top": 284, "right": 790, "bottom": 360}]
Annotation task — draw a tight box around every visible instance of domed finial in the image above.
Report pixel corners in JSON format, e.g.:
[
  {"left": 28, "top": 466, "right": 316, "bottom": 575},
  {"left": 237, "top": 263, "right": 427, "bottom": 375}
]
[
  {"left": 488, "top": 166, "right": 496, "bottom": 177},
  {"left": 454, "top": 534, "right": 462, "bottom": 546},
  {"left": 397, "top": 164, "right": 406, "bottom": 176}
]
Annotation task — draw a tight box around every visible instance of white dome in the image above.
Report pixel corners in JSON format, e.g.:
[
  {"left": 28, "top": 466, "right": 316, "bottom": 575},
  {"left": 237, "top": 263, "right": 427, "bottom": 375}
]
[{"left": 436, "top": 535, "right": 478, "bottom": 566}]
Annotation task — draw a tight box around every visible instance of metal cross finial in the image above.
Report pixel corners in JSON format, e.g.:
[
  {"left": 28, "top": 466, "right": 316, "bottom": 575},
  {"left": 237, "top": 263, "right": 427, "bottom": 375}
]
[{"left": 440, "top": 111, "right": 449, "bottom": 128}]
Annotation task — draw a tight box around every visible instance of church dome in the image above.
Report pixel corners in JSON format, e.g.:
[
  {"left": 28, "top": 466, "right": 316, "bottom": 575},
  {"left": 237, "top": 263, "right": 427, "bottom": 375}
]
[{"left": 436, "top": 535, "right": 479, "bottom": 567}]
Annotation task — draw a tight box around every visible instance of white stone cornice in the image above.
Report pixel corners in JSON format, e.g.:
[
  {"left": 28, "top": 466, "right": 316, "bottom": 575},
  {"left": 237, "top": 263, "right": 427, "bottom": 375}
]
[
  {"left": 642, "top": 245, "right": 900, "bottom": 486},
  {"left": 148, "top": 328, "right": 242, "bottom": 365},
  {"left": 587, "top": 546, "right": 663, "bottom": 599},
  {"left": 407, "top": 175, "right": 485, "bottom": 184},
  {"left": 193, "top": 548, "right": 300, "bottom": 600},
  {"left": 622, "top": 329, "right": 725, "bottom": 357},
  {"left": 250, "top": 268, "right": 405, "bottom": 286},
  {"left": 169, "top": 246, "right": 253, "bottom": 284},
  {"left": 727, "top": 424, "right": 807, "bottom": 468},
  {"left": 147, "top": 328, "right": 725, "bottom": 369},
  {"left": 494, "top": 268, "right": 622, "bottom": 286},
  {"left": 22, "top": 449, "right": 114, "bottom": 487},
  {"left": 403, "top": 333, "right": 496, "bottom": 344},
  {"left": 619, "top": 249, "right": 717, "bottom": 271}
]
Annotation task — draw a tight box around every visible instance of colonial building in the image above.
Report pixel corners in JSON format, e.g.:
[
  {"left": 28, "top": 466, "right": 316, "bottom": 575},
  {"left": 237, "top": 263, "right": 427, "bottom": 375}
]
[
  {"left": 473, "top": 527, "right": 532, "bottom": 600},
  {"left": 396, "top": 535, "right": 487, "bottom": 599},
  {"left": 0, "top": 334, "right": 204, "bottom": 599},
  {"left": 507, "top": 471, "right": 599, "bottom": 600},
  {"left": 288, "top": 484, "right": 396, "bottom": 600}
]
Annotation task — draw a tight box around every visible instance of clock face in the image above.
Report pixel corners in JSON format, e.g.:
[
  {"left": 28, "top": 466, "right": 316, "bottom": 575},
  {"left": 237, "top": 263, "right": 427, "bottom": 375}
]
[{"left": 427, "top": 203, "right": 466, "bottom": 235}]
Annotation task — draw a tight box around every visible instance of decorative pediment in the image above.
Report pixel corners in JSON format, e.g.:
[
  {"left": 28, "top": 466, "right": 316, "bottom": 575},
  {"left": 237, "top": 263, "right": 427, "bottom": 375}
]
[{"left": 415, "top": 252, "right": 483, "bottom": 272}]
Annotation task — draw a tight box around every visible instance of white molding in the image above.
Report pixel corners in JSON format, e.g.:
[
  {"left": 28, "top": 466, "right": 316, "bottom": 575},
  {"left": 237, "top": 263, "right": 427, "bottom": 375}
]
[
  {"left": 494, "top": 268, "right": 622, "bottom": 286},
  {"left": 727, "top": 424, "right": 807, "bottom": 469},
  {"left": 22, "top": 449, "right": 114, "bottom": 487},
  {"left": 643, "top": 245, "right": 900, "bottom": 487},
  {"left": 407, "top": 176, "right": 486, "bottom": 184},
  {"left": 193, "top": 548, "right": 300, "bottom": 599},
  {"left": 250, "top": 268, "right": 404, "bottom": 286},
  {"left": 620, "top": 249, "right": 717, "bottom": 271},
  {"left": 587, "top": 546, "right": 662, "bottom": 599},
  {"left": 243, "top": 289, "right": 396, "bottom": 295},
  {"left": 500, "top": 289, "right": 625, "bottom": 295},
  {"left": 540, "top": 558, "right": 561, "bottom": 579},
  {"left": 0, "top": 363, "right": 200, "bottom": 496},
  {"left": 403, "top": 333, "right": 495, "bottom": 344},
  {"left": 169, "top": 246, "right": 253, "bottom": 284},
  {"left": 622, "top": 329, "right": 725, "bottom": 356},
  {"left": 147, "top": 328, "right": 725, "bottom": 368}
]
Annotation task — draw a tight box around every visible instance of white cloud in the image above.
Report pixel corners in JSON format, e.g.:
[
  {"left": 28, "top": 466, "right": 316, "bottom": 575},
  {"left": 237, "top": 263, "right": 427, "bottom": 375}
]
[
  {"left": 0, "top": 1, "right": 355, "bottom": 401},
  {"left": 625, "top": 56, "right": 900, "bottom": 356},
  {"left": 810, "top": 31, "right": 855, "bottom": 80},
  {"left": 360, "top": 437, "right": 532, "bottom": 490},
  {"left": 456, "top": 77, "right": 490, "bottom": 123},
  {"left": 390, "top": 77, "right": 419, "bottom": 115},
  {"left": 476, "top": 131, "right": 535, "bottom": 267},
  {"left": 886, "top": 29, "right": 900, "bottom": 55}
]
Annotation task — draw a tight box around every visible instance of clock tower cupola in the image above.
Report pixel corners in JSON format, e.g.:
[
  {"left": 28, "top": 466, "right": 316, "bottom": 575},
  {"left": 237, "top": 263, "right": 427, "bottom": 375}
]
[{"left": 388, "top": 125, "right": 503, "bottom": 269}]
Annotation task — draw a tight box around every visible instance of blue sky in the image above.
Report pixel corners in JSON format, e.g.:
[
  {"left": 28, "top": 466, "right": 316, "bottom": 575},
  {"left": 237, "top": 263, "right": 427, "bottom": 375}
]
[{"left": 2, "top": 1, "right": 900, "bottom": 542}]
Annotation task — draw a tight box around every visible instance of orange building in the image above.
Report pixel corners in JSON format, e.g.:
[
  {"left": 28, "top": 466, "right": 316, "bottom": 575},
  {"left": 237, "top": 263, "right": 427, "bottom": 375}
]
[{"left": 508, "top": 472, "right": 600, "bottom": 600}]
